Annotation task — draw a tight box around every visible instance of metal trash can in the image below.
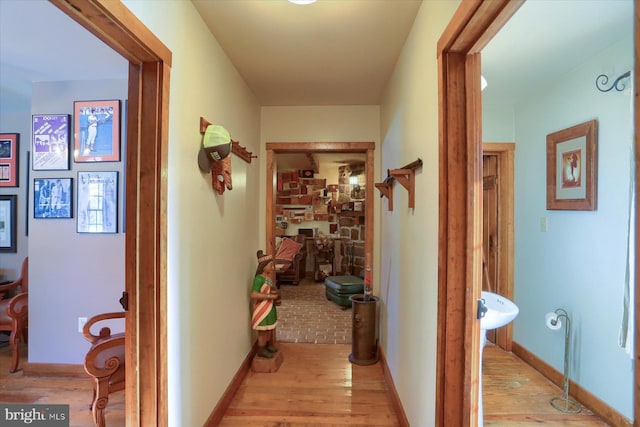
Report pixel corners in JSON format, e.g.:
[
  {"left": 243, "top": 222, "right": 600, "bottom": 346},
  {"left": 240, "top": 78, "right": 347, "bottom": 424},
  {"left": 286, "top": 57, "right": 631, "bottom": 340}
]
[{"left": 349, "top": 294, "right": 379, "bottom": 365}]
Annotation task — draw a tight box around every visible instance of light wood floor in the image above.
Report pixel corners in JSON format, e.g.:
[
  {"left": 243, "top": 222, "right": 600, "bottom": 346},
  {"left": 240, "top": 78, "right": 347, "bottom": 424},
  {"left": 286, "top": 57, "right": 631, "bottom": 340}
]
[
  {"left": 0, "top": 340, "right": 611, "bottom": 426},
  {"left": 0, "top": 341, "right": 125, "bottom": 427},
  {"left": 483, "top": 343, "right": 609, "bottom": 426},
  {"left": 220, "top": 343, "right": 400, "bottom": 426}
]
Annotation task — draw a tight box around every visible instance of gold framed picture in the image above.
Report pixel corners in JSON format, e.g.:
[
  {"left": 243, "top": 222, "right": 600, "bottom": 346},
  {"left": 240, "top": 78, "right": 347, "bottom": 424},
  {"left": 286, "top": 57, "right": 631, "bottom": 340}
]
[{"left": 546, "top": 119, "right": 598, "bottom": 211}]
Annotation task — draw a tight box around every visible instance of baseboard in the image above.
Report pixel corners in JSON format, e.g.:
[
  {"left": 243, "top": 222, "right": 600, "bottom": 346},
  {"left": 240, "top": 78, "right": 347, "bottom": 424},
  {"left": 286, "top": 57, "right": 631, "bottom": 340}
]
[
  {"left": 378, "top": 344, "right": 410, "bottom": 427},
  {"left": 22, "top": 362, "right": 87, "bottom": 378},
  {"left": 204, "top": 341, "right": 258, "bottom": 426},
  {"left": 511, "top": 341, "right": 632, "bottom": 427}
]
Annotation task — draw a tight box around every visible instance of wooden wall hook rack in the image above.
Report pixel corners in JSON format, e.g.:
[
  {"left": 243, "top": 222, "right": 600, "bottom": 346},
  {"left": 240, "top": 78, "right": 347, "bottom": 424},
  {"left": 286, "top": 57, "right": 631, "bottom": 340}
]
[
  {"left": 199, "top": 117, "right": 257, "bottom": 164},
  {"left": 375, "top": 158, "right": 422, "bottom": 210}
]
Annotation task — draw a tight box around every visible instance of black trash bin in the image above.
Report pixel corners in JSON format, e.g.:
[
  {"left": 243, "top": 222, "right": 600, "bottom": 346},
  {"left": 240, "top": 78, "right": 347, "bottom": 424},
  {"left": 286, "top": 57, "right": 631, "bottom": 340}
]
[{"left": 349, "top": 294, "right": 379, "bottom": 365}]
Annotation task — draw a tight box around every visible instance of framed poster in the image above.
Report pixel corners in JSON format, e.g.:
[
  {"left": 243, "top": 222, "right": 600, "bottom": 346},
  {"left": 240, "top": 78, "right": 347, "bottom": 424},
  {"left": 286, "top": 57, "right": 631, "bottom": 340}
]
[
  {"left": 32, "top": 114, "right": 70, "bottom": 170},
  {"left": 0, "top": 195, "right": 17, "bottom": 252},
  {"left": 33, "top": 178, "right": 73, "bottom": 219},
  {"left": 73, "top": 100, "right": 121, "bottom": 163},
  {"left": 77, "top": 171, "right": 118, "bottom": 233},
  {"left": 0, "top": 134, "right": 19, "bottom": 187},
  {"left": 546, "top": 120, "right": 598, "bottom": 211}
]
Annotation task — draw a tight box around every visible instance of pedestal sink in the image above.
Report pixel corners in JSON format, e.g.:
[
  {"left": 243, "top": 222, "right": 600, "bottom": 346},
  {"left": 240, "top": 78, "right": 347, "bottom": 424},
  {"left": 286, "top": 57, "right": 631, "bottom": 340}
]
[{"left": 478, "top": 291, "right": 519, "bottom": 427}]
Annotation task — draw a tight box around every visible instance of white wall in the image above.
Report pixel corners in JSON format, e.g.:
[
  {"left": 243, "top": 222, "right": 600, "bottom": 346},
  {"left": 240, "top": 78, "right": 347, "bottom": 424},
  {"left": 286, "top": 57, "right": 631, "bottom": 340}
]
[
  {"left": 483, "top": 106, "right": 515, "bottom": 142},
  {"left": 509, "top": 36, "right": 634, "bottom": 418},
  {"left": 121, "top": 2, "right": 262, "bottom": 426},
  {"left": 378, "top": 1, "right": 459, "bottom": 425},
  {"left": 28, "top": 80, "right": 128, "bottom": 364},
  {"left": 0, "top": 78, "right": 128, "bottom": 364}
]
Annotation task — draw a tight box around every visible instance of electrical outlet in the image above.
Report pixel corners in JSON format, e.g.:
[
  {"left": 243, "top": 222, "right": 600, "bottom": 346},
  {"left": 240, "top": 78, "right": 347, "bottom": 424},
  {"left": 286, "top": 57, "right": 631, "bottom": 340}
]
[{"left": 78, "top": 317, "right": 88, "bottom": 333}]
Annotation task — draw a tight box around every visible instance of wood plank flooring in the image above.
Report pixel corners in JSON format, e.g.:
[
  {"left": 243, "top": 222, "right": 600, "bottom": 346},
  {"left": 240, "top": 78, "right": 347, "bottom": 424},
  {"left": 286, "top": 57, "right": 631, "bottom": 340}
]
[
  {"left": 0, "top": 341, "right": 125, "bottom": 427},
  {"left": 0, "top": 339, "right": 613, "bottom": 426},
  {"left": 483, "top": 343, "right": 609, "bottom": 426},
  {"left": 220, "top": 343, "right": 400, "bottom": 426}
]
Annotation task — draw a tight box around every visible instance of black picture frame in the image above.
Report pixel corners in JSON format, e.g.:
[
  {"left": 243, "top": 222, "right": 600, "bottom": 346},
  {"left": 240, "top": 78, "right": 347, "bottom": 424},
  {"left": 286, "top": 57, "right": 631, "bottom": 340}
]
[
  {"left": 32, "top": 114, "right": 71, "bottom": 170},
  {"left": 77, "top": 171, "right": 118, "bottom": 233},
  {"left": 33, "top": 178, "right": 73, "bottom": 219},
  {"left": 0, "top": 195, "right": 17, "bottom": 252}
]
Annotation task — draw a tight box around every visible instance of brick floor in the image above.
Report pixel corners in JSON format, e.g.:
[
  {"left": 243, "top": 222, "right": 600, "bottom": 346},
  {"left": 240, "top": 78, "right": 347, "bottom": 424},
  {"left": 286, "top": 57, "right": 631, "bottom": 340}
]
[{"left": 276, "top": 277, "right": 353, "bottom": 344}]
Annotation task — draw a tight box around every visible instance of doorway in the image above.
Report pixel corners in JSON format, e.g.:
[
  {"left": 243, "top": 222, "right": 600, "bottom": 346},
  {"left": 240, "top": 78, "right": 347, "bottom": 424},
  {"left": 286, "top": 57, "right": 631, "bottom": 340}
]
[
  {"left": 50, "top": 1, "right": 172, "bottom": 425},
  {"left": 267, "top": 142, "right": 375, "bottom": 345},
  {"left": 272, "top": 149, "right": 372, "bottom": 343},
  {"left": 482, "top": 143, "right": 515, "bottom": 351},
  {"left": 438, "top": 1, "right": 639, "bottom": 425},
  {"left": 265, "top": 142, "right": 375, "bottom": 290}
]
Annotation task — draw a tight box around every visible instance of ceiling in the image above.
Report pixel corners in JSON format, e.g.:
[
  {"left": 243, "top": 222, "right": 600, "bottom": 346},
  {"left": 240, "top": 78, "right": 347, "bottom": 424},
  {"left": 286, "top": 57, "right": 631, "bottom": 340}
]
[
  {"left": 0, "top": 1, "right": 633, "bottom": 108},
  {"left": 481, "top": 0, "right": 632, "bottom": 107},
  {"left": 191, "top": 0, "right": 422, "bottom": 106}
]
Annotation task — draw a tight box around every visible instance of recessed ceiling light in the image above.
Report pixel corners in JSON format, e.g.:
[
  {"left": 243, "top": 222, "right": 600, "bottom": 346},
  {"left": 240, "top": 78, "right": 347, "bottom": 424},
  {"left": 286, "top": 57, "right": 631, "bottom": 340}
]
[{"left": 288, "top": 0, "right": 317, "bottom": 4}]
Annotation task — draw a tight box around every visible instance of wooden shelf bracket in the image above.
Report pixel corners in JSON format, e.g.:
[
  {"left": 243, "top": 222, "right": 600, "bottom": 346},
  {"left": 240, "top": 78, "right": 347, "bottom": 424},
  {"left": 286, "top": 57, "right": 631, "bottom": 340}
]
[
  {"left": 375, "top": 158, "right": 422, "bottom": 210},
  {"left": 199, "top": 117, "right": 257, "bottom": 164},
  {"left": 374, "top": 181, "right": 394, "bottom": 211}
]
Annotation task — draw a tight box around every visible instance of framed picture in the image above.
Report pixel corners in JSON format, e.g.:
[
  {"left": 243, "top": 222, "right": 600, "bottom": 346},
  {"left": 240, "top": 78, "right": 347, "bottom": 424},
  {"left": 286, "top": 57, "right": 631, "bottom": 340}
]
[
  {"left": 0, "top": 195, "right": 17, "bottom": 252},
  {"left": 32, "top": 114, "right": 70, "bottom": 170},
  {"left": 73, "top": 100, "right": 121, "bottom": 163},
  {"left": 546, "top": 119, "right": 598, "bottom": 210},
  {"left": 33, "top": 178, "right": 73, "bottom": 219},
  {"left": 77, "top": 171, "right": 118, "bottom": 233},
  {"left": 0, "top": 133, "right": 19, "bottom": 187}
]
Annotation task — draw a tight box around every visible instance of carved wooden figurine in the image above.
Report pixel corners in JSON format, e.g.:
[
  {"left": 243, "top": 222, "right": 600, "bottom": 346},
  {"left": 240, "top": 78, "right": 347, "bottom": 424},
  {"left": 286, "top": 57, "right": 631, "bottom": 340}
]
[
  {"left": 211, "top": 155, "right": 232, "bottom": 195},
  {"left": 202, "top": 124, "right": 233, "bottom": 195},
  {"left": 251, "top": 250, "right": 279, "bottom": 359}
]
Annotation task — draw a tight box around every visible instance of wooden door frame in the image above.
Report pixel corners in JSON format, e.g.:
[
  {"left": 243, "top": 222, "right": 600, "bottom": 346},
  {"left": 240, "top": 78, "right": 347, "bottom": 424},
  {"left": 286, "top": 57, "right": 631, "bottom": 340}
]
[
  {"left": 49, "top": 1, "right": 171, "bottom": 426},
  {"left": 483, "top": 143, "right": 515, "bottom": 351},
  {"left": 265, "top": 142, "right": 375, "bottom": 287},
  {"left": 436, "top": 2, "right": 522, "bottom": 425},
  {"left": 437, "top": 1, "right": 639, "bottom": 425}
]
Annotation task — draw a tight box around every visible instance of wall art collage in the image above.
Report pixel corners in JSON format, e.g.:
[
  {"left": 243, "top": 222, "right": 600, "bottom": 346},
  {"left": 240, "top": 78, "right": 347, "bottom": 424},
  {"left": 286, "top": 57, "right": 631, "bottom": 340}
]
[{"left": 0, "top": 99, "right": 123, "bottom": 251}]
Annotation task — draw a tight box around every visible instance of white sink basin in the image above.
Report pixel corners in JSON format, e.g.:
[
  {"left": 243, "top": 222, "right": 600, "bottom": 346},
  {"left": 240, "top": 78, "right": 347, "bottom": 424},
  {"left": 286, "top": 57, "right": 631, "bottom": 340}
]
[
  {"left": 478, "top": 291, "right": 519, "bottom": 427},
  {"left": 480, "top": 291, "right": 519, "bottom": 330}
]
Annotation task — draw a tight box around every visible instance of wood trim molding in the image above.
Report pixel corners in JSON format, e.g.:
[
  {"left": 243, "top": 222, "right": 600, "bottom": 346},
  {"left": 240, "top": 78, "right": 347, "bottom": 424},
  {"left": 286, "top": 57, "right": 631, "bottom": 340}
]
[
  {"left": 204, "top": 343, "right": 258, "bottom": 426},
  {"left": 48, "top": 2, "right": 172, "bottom": 426},
  {"left": 512, "top": 342, "right": 632, "bottom": 427},
  {"left": 23, "top": 363, "right": 86, "bottom": 378},
  {"left": 378, "top": 345, "right": 410, "bottom": 427},
  {"left": 482, "top": 143, "right": 515, "bottom": 351},
  {"left": 49, "top": 0, "right": 172, "bottom": 66},
  {"left": 266, "top": 141, "right": 374, "bottom": 152},
  {"left": 437, "top": 2, "right": 524, "bottom": 426}
]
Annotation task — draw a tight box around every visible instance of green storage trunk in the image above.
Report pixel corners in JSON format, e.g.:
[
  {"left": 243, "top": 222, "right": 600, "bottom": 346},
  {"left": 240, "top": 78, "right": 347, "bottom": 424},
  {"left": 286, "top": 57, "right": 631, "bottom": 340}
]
[{"left": 324, "top": 275, "right": 364, "bottom": 307}]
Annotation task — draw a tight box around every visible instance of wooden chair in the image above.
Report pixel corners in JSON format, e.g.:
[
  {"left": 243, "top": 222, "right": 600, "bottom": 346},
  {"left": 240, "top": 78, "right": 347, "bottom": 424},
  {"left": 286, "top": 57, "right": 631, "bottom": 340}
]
[
  {"left": 275, "top": 235, "right": 306, "bottom": 285},
  {"left": 0, "top": 257, "right": 28, "bottom": 373},
  {"left": 82, "top": 311, "right": 125, "bottom": 427}
]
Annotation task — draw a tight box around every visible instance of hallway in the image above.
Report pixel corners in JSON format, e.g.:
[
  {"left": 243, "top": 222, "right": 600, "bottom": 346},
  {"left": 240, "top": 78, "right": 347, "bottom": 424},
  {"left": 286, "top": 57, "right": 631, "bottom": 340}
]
[{"left": 219, "top": 342, "right": 401, "bottom": 426}]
